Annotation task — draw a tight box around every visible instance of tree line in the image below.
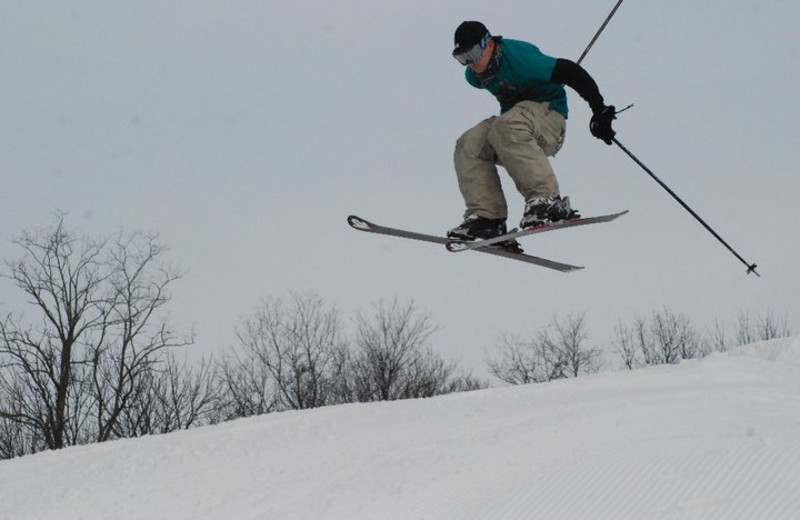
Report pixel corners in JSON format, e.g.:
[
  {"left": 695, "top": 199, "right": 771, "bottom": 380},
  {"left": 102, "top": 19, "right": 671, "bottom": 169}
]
[
  {"left": 0, "top": 218, "right": 484, "bottom": 458},
  {"left": 0, "top": 218, "right": 792, "bottom": 459},
  {"left": 486, "top": 309, "right": 791, "bottom": 384}
]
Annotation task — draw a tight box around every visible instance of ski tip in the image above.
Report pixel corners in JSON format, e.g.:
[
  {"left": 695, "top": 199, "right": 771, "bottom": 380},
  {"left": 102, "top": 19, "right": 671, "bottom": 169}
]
[
  {"left": 601, "top": 209, "right": 629, "bottom": 219},
  {"left": 347, "top": 215, "right": 372, "bottom": 231},
  {"left": 445, "top": 240, "right": 469, "bottom": 253}
]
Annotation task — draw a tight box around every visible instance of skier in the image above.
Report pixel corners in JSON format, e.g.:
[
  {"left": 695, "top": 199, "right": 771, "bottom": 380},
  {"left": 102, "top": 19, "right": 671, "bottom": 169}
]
[{"left": 447, "top": 21, "right": 617, "bottom": 249}]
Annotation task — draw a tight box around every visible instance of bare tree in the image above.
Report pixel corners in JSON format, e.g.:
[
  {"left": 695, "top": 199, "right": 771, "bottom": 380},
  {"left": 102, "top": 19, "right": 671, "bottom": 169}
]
[
  {"left": 115, "top": 355, "right": 219, "bottom": 436},
  {"left": 214, "top": 352, "right": 278, "bottom": 421},
  {"left": 0, "top": 216, "right": 190, "bottom": 454},
  {"left": 488, "top": 313, "right": 599, "bottom": 384},
  {"left": 0, "top": 220, "right": 107, "bottom": 450},
  {"left": 612, "top": 320, "right": 640, "bottom": 369},
  {"left": 487, "top": 333, "right": 549, "bottom": 385},
  {"left": 349, "top": 298, "right": 455, "bottom": 401},
  {"left": 736, "top": 311, "right": 792, "bottom": 345},
  {"left": 649, "top": 308, "right": 698, "bottom": 364},
  {"left": 706, "top": 319, "right": 729, "bottom": 353},
  {"left": 612, "top": 308, "right": 701, "bottom": 368},
  {"left": 541, "top": 313, "right": 601, "bottom": 378},
  {"left": 326, "top": 340, "right": 357, "bottom": 404},
  {"left": 215, "top": 295, "right": 483, "bottom": 414},
  {"left": 0, "top": 413, "right": 41, "bottom": 460},
  {"left": 89, "top": 232, "right": 192, "bottom": 442},
  {"left": 229, "top": 292, "right": 345, "bottom": 412},
  {"left": 442, "top": 372, "right": 489, "bottom": 393}
]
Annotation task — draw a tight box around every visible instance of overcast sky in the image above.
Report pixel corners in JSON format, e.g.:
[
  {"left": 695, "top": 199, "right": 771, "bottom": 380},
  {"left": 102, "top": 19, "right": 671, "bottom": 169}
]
[{"left": 2, "top": 0, "right": 798, "bottom": 376}]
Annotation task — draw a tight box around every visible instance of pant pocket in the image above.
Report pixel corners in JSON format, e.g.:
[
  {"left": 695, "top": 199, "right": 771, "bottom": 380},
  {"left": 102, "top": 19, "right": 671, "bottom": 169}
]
[
  {"left": 539, "top": 106, "right": 566, "bottom": 156},
  {"left": 519, "top": 102, "right": 565, "bottom": 156}
]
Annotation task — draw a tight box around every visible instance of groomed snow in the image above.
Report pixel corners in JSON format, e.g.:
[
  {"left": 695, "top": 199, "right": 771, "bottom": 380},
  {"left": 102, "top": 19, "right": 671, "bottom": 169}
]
[{"left": 2, "top": 338, "right": 799, "bottom": 520}]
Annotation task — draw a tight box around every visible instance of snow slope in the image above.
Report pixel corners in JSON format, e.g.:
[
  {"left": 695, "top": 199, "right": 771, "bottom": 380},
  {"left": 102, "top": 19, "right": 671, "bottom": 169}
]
[{"left": 2, "top": 338, "right": 799, "bottom": 520}]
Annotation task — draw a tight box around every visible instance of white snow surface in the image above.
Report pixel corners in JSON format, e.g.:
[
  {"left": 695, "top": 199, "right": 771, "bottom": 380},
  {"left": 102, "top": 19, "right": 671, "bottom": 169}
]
[{"left": 2, "top": 339, "right": 800, "bottom": 520}]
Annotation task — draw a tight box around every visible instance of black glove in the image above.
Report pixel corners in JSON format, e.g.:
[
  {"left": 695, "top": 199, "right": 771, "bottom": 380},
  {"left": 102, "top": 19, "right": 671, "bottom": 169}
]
[{"left": 590, "top": 105, "right": 616, "bottom": 145}]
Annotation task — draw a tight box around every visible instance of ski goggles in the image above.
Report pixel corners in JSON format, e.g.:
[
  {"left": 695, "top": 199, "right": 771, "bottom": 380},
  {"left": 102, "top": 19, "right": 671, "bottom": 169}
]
[{"left": 452, "top": 33, "right": 490, "bottom": 65}]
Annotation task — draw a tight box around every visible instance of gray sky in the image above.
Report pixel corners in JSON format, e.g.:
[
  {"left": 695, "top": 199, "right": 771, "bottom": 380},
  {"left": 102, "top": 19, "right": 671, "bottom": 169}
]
[{"left": 2, "top": 0, "right": 798, "bottom": 376}]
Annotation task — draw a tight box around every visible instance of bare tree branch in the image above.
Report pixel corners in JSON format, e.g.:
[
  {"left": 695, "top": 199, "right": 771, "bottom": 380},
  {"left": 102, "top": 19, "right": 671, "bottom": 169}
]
[{"left": 0, "top": 217, "right": 191, "bottom": 455}]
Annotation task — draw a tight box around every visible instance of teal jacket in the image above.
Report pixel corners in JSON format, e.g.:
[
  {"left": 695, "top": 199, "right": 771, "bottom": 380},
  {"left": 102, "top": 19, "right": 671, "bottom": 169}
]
[{"left": 465, "top": 38, "right": 569, "bottom": 118}]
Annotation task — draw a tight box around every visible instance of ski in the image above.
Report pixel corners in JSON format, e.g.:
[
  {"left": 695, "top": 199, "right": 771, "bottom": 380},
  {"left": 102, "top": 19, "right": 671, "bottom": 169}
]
[
  {"left": 445, "top": 210, "right": 628, "bottom": 252},
  {"left": 347, "top": 215, "right": 583, "bottom": 272}
]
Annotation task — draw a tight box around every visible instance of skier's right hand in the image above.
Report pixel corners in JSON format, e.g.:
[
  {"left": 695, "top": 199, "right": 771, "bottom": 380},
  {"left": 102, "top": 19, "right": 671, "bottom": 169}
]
[{"left": 590, "top": 105, "right": 616, "bottom": 145}]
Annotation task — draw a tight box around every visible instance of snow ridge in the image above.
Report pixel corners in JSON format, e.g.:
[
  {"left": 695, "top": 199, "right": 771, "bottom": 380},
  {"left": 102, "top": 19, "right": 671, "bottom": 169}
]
[{"left": 1, "top": 339, "right": 799, "bottom": 520}]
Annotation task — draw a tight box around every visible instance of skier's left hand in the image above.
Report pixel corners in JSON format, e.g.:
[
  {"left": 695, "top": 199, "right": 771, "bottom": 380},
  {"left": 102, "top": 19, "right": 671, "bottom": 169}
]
[{"left": 590, "top": 105, "right": 616, "bottom": 145}]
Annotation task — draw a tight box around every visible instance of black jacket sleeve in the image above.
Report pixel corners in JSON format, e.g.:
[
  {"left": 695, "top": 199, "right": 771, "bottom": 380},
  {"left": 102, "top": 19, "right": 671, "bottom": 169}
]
[{"left": 550, "top": 58, "right": 605, "bottom": 114}]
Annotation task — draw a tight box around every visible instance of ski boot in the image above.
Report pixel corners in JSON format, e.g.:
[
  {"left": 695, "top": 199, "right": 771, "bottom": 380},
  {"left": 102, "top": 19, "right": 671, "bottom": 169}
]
[
  {"left": 447, "top": 215, "right": 523, "bottom": 253},
  {"left": 519, "top": 195, "right": 579, "bottom": 229}
]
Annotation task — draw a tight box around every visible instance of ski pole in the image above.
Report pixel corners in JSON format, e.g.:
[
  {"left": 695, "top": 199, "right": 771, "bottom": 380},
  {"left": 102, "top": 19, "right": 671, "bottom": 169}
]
[
  {"left": 612, "top": 137, "right": 760, "bottom": 276},
  {"left": 575, "top": 0, "right": 758, "bottom": 275},
  {"left": 577, "top": 0, "right": 625, "bottom": 65}
]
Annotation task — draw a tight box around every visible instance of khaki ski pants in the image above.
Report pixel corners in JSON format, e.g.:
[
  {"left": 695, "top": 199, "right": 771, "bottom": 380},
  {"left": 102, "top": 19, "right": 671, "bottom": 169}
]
[{"left": 453, "top": 100, "right": 566, "bottom": 220}]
